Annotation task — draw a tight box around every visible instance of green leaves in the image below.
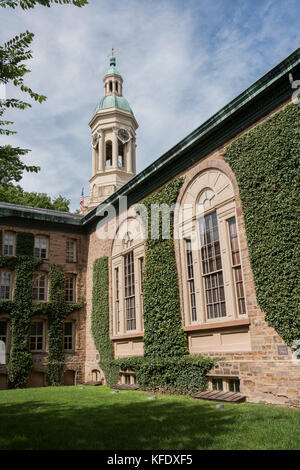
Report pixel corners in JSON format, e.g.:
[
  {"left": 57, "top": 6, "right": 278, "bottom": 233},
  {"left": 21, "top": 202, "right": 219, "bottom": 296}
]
[
  {"left": 6, "top": 256, "right": 40, "bottom": 388},
  {"left": 0, "top": 1, "right": 88, "bottom": 10},
  {"left": 91, "top": 180, "right": 214, "bottom": 393},
  {"left": 115, "top": 355, "right": 213, "bottom": 395},
  {"left": 142, "top": 179, "right": 187, "bottom": 359},
  {"left": 0, "top": 235, "right": 82, "bottom": 388},
  {"left": 91, "top": 257, "right": 119, "bottom": 386},
  {"left": 0, "top": 183, "right": 70, "bottom": 211},
  {"left": 0, "top": 0, "right": 87, "bottom": 185},
  {"left": 224, "top": 103, "right": 300, "bottom": 346}
]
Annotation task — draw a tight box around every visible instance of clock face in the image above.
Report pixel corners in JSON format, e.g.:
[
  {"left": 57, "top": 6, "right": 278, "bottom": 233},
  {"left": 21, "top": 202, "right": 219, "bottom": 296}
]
[{"left": 117, "top": 127, "right": 131, "bottom": 143}]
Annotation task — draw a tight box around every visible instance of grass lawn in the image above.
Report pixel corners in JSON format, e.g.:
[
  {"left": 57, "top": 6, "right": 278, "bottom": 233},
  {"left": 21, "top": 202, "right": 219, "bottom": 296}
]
[{"left": 0, "top": 385, "right": 299, "bottom": 450}]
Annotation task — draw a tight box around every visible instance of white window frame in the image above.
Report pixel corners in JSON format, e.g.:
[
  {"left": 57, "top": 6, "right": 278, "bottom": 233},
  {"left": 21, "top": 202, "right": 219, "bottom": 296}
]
[
  {"left": 32, "top": 273, "right": 48, "bottom": 301},
  {"left": 29, "top": 320, "right": 45, "bottom": 352},
  {"left": 178, "top": 169, "right": 248, "bottom": 327},
  {"left": 65, "top": 275, "right": 76, "bottom": 303},
  {"left": 0, "top": 271, "right": 13, "bottom": 300},
  {"left": 111, "top": 218, "right": 145, "bottom": 337},
  {"left": 34, "top": 236, "right": 49, "bottom": 260},
  {"left": 0, "top": 320, "right": 8, "bottom": 364},
  {"left": 66, "top": 240, "right": 77, "bottom": 263},
  {"left": 63, "top": 321, "right": 75, "bottom": 351},
  {"left": 3, "top": 232, "right": 16, "bottom": 256}
]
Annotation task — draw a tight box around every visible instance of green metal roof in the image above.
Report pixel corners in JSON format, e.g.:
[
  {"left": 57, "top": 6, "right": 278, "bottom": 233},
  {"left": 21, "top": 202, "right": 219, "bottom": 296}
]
[
  {"left": 93, "top": 95, "right": 134, "bottom": 116},
  {"left": 0, "top": 48, "right": 299, "bottom": 231},
  {"left": 83, "top": 47, "right": 300, "bottom": 228},
  {"left": 105, "top": 56, "right": 121, "bottom": 77},
  {"left": 105, "top": 64, "right": 121, "bottom": 76}
]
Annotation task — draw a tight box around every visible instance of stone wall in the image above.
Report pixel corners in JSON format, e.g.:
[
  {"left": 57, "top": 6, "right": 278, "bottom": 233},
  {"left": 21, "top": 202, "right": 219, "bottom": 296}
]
[{"left": 0, "top": 224, "right": 87, "bottom": 387}]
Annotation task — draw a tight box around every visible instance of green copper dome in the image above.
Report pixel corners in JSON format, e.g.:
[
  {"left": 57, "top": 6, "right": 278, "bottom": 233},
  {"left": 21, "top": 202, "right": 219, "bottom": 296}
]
[
  {"left": 92, "top": 56, "right": 134, "bottom": 117},
  {"left": 93, "top": 95, "right": 134, "bottom": 116}
]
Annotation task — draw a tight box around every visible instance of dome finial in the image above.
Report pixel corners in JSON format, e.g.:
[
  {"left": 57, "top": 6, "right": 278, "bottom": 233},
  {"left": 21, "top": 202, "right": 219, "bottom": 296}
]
[{"left": 109, "top": 47, "right": 120, "bottom": 67}]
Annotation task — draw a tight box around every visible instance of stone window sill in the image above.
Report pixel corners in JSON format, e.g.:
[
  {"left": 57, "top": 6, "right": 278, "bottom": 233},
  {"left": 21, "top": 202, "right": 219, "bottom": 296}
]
[{"left": 184, "top": 319, "right": 250, "bottom": 332}]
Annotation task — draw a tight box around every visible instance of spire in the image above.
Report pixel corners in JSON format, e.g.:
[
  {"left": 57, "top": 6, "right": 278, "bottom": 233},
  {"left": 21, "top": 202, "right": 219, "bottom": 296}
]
[
  {"left": 105, "top": 53, "right": 121, "bottom": 78},
  {"left": 103, "top": 54, "right": 123, "bottom": 96}
]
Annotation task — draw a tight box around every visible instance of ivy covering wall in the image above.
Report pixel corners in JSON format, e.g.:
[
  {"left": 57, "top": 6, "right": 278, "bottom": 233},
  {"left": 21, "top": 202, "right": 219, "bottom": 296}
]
[
  {"left": 91, "top": 179, "right": 213, "bottom": 394},
  {"left": 0, "top": 231, "right": 82, "bottom": 388},
  {"left": 224, "top": 103, "right": 300, "bottom": 346},
  {"left": 91, "top": 256, "right": 118, "bottom": 386}
]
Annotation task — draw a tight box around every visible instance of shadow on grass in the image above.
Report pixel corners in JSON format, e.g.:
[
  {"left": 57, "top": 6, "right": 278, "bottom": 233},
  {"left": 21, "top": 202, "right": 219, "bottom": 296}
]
[{"left": 0, "top": 395, "right": 237, "bottom": 450}]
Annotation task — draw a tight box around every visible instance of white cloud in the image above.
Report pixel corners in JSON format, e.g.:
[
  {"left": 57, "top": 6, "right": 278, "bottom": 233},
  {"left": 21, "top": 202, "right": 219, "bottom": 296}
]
[{"left": 0, "top": 0, "right": 299, "bottom": 210}]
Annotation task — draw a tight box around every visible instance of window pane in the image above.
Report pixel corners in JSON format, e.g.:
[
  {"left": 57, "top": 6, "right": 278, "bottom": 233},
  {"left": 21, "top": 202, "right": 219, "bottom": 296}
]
[
  {"left": 0, "top": 272, "right": 11, "bottom": 300},
  {"left": 65, "top": 276, "right": 75, "bottom": 302},
  {"left": 33, "top": 274, "right": 47, "bottom": 301},
  {"left": 185, "top": 239, "right": 197, "bottom": 321},
  {"left": 4, "top": 233, "right": 15, "bottom": 256},
  {"left": 228, "top": 218, "right": 246, "bottom": 315},
  {"left": 124, "top": 252, "right": 136, "bottom": 330},
  {"left": 64, "top": 322, "right": 73, "bottom": 336},
  {"left": 34, "top": 237, "right": 48, "bottom": 259},
  {"left": 66, "top": 240, "right": 76, "bottom": 262},
  {"left": 199, "top": 212, "right": 226, "bottom": 320}
]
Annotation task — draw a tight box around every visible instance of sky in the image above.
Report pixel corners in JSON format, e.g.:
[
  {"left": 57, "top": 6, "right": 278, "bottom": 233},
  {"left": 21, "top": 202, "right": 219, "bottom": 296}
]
[{"left": 0, "top": 0, "right": 299, "bottom": 211}]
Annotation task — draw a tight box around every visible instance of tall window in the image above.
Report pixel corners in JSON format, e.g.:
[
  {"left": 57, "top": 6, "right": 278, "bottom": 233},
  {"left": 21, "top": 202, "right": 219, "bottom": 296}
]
[
  {"left": 139, "top": 257, "right": 144, "bottom": 315},
  {"left": 105, "top": 141, "right": 112, "bottom": 166},
  {"left": 185, "top": 239, "right": 197, "bottom": 321},
  {"left": 112, "top": 217, "right": 145, "bottom": 336},
  {"left": 179, "top": 169, "right": 248, "bottom": 327},
  {"left": 63, "top": 322, "right": 74, "bottom": 351},
  {"left": 33, "top": 274, "right": 47, "bottom": 301},
  {"left": 0, "top": 321, "right": 7, "bottom": 364},
  {"left": 118, "top": 141, "right": 124, "bottom": 168},
  {"left": 0, "top": 271, "right": 12, "bottom": 300},
  {"left": 30, "top": 321, "right": 44, "bottom": 351},
  {"left": 34, "top": 236, "right": 48, "bottom": 259},
  {"left": 199, "top": 212, "right": 226, "bottom": 319},
  {"left": 228, "top": 218, "right": 246, "bottom": 315},
  {"left": 65, "top": 275, "right": 76, "bottom": 303},
  {"left": 0, "top": 321, "right": 7, "bottom": 345},
  {"left": 115, "top": 268, "right": 120, "bottom": 333},
  {"left": 124, "top": 251, "right": 136, "bottom": 330},
  {"left": 3, "top": 232, "right": 15, "bottom": 256},
  {"left": 66, "top": 240, "right": 76, "bottom": 263}
]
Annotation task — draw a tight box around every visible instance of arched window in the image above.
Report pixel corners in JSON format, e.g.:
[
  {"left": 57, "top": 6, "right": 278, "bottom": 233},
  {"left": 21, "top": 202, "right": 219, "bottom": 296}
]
[
  {"left": 118, "top": 141, "right": 125, "bottom": 168},
  {"left": 105, "top": 140, "right": 112, "bottom": 167},
  {"left": 92, "top": 369, "right": 101, "bottom": 382},
  {"left": 177, "top": 168, "right": 247, "bottom": 326},
  {"left": 109, "top": 81, "right": 113, "bottom": 93},
  {"left": 111, "top": 217, "right": 145, "bottom": 335},
  {"left": 0, "top": 320, "right": 8, "bottom": 365}
]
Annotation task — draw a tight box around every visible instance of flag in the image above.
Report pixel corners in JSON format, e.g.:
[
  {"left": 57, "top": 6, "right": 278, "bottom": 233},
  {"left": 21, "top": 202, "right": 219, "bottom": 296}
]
[{"left": 80, "top": 188, "right": 84, "bottom": 213}]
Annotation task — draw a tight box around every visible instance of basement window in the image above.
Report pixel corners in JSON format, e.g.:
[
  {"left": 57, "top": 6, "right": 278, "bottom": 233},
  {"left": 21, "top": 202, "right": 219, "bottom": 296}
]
[
  {"left": 210, "top": 377, "right": 240, "bottom": 393},
  {"left": 212, "top": 378, "right": 223, "bottom": 391}
]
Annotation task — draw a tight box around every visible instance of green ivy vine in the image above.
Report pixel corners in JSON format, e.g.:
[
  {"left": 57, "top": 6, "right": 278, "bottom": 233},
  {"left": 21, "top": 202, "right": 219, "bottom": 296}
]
[
  {"left": 91, "top": 257, "right": 119, "bottom": 386},
  {"left": 0, "top": 231, "right": 83, "bottom": 388},
  {"left": 91, "top": 179, "right": 213, "bottom": 394},
  {"left": 224, "top": 103, "right": 300, "bottom": 346}
]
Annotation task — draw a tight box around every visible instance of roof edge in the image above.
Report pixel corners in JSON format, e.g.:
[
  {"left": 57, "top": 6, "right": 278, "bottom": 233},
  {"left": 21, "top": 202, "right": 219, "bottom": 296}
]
[{"left": 82, "top": 47, "right": 300, "bottom": 225}]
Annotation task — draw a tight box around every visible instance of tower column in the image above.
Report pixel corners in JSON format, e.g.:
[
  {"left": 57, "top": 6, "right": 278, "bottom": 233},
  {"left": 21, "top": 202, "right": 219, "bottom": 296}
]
[
  {"left": 126, "top": 139, "right": 133, "bottom": 173},
  {"left": 112, "top": 128, "right": 118, "bottom": 168},
  {"left": 98, "top": 130, "right": 104, "bottom": 171},
  {"left": 92, "top": 147, "right": 97, "bottom": 175}
]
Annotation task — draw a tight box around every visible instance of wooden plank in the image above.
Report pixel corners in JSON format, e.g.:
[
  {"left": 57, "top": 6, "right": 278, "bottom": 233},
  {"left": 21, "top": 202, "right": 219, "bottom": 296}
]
[{"left": 192, "top": 390, "right": 246, "bottom": 403}]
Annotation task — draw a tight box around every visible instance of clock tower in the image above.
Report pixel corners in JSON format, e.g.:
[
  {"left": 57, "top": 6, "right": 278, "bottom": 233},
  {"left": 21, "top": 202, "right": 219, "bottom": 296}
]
[{"left": 84, "top": 55, "right": 138, "bottom": 211}]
